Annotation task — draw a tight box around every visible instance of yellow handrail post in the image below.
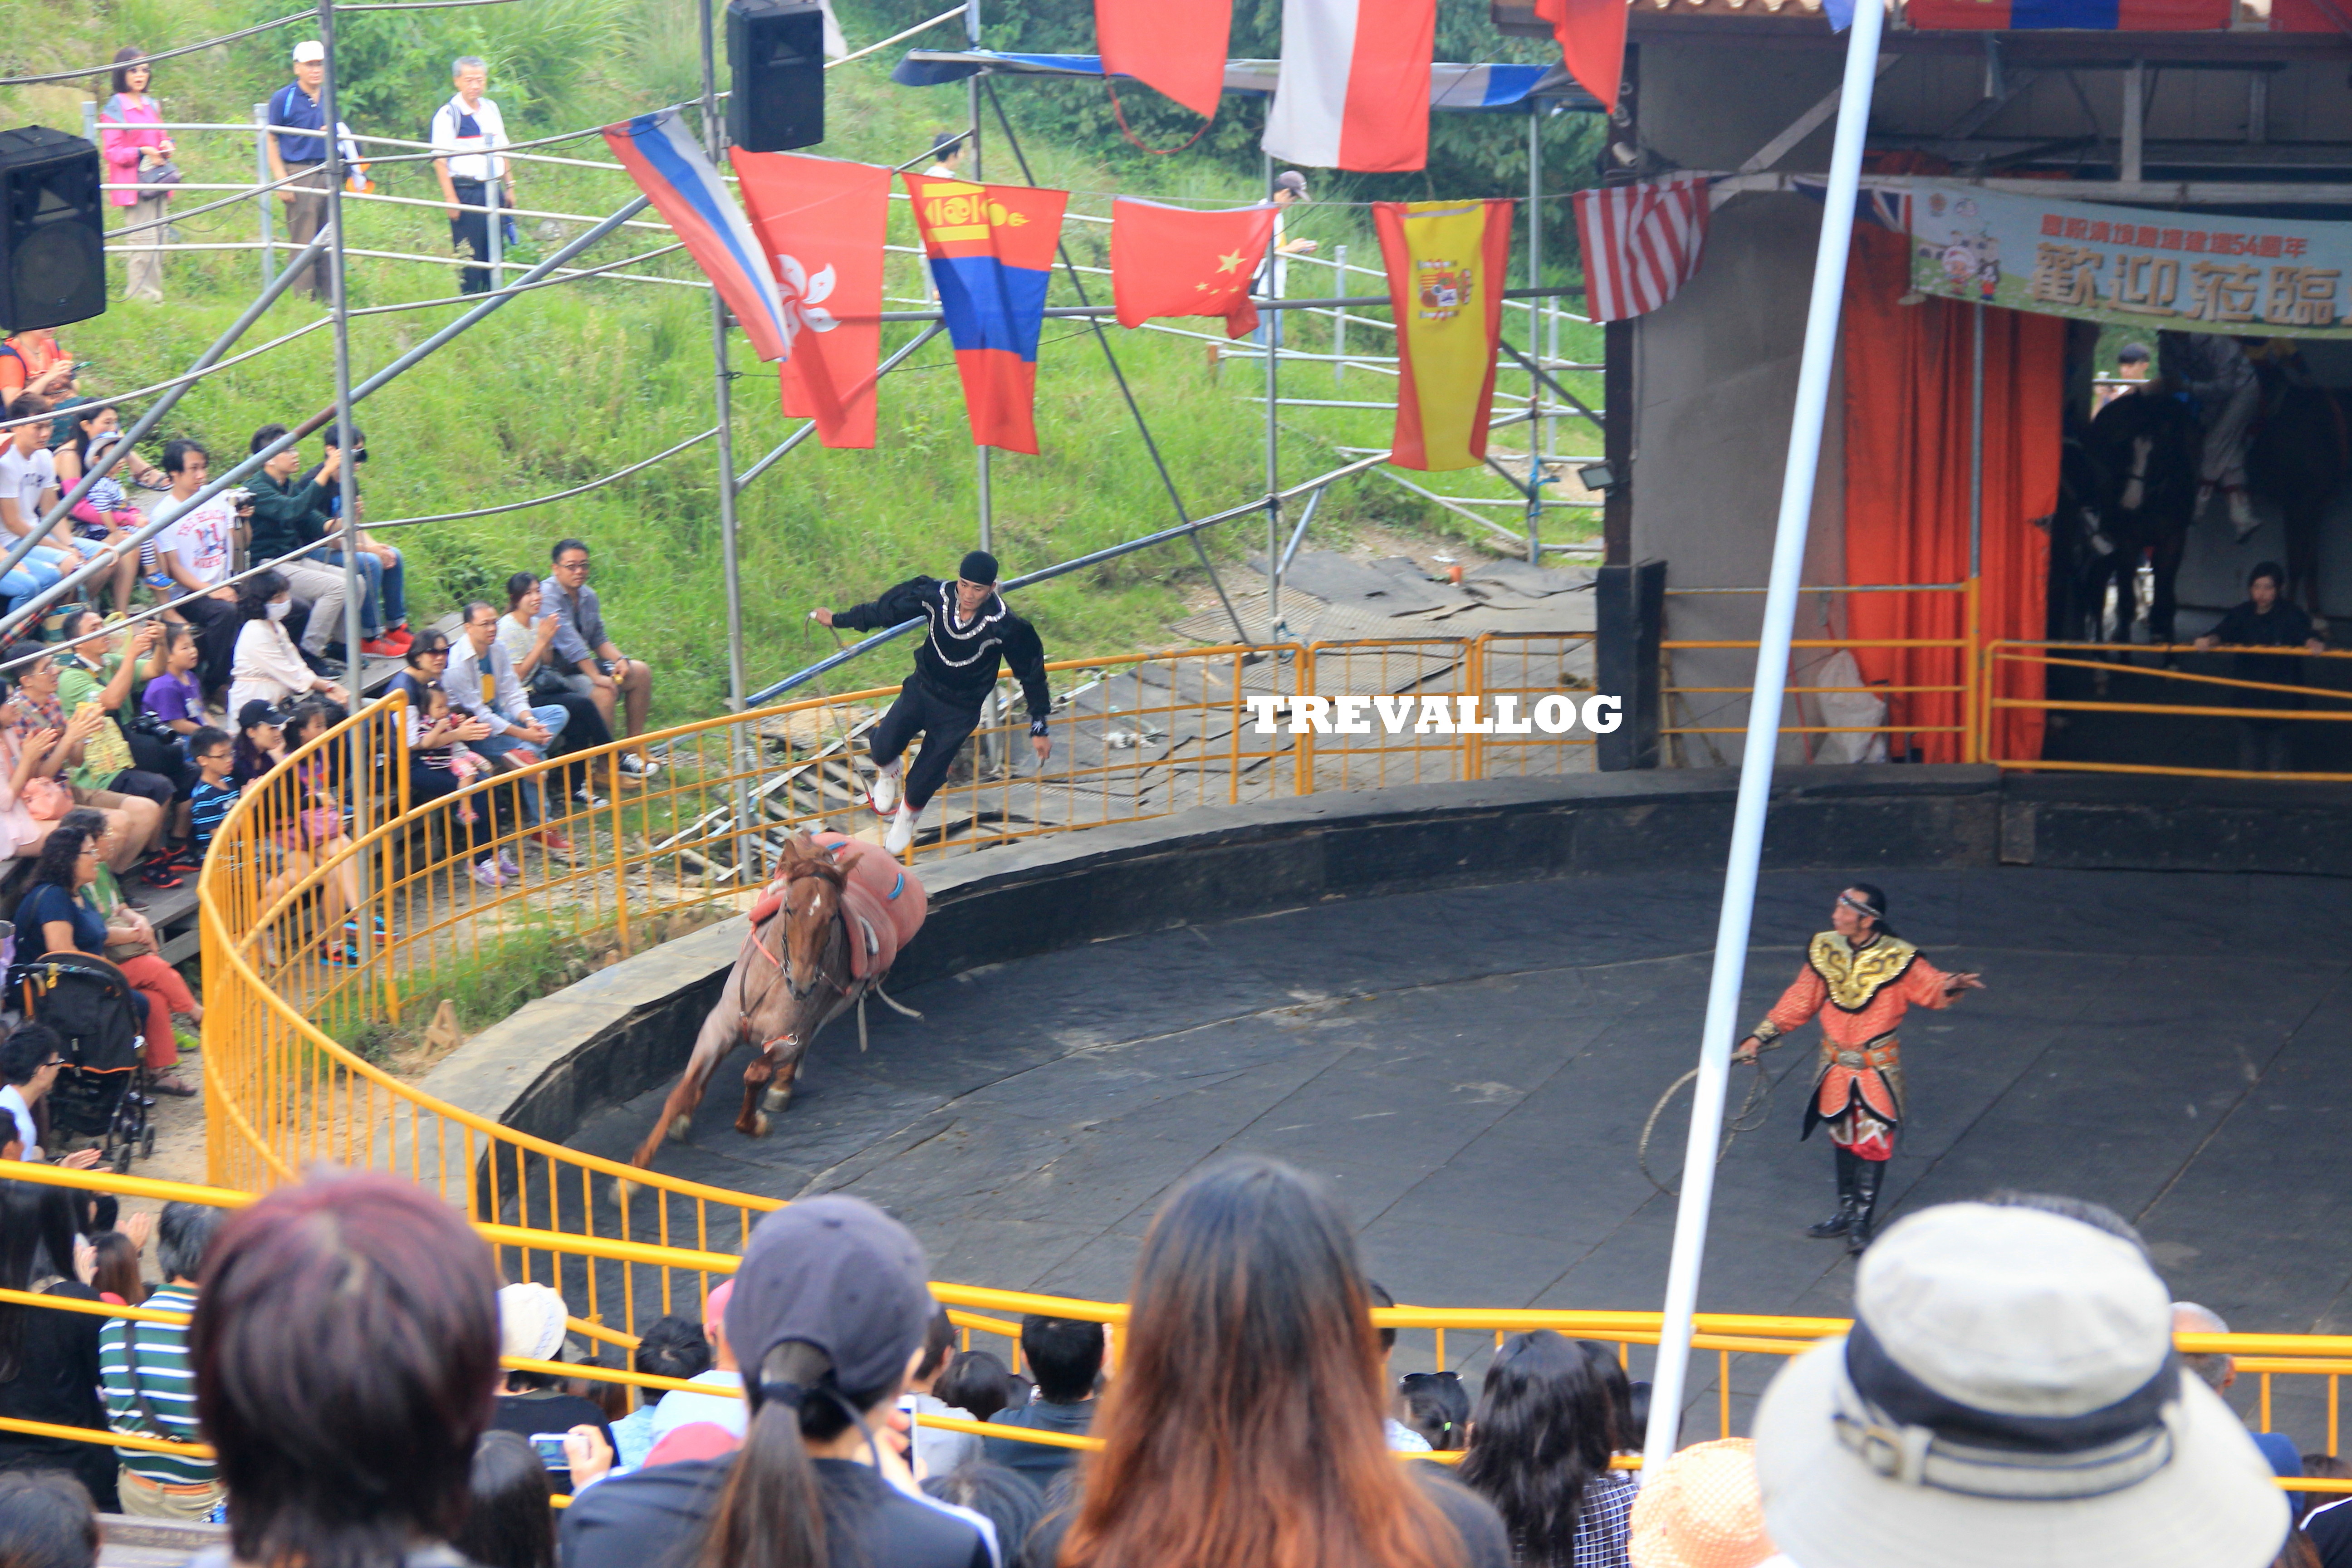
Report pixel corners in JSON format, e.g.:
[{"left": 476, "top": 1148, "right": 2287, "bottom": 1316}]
[
  {"left": 1960, "top": 576, "right": 1982, "bottom": 765},
  {"left": 1295, "top": 644, "right": 1316, "bottom": 796}
]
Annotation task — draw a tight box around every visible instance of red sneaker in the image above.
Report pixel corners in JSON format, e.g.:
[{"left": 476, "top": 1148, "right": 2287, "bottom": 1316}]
[
  {"left": 360, "top": 636, "right": 402, "bottom": 657},
  {"left": 378, "top": 626, "right": 414, "bottom": 657},
  {"left": 536, "top": 831, "right": 575, "bottom": 857}
]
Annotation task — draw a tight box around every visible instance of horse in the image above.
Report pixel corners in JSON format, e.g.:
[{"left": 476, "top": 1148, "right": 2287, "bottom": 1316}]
[
  {"left": 2082, "top": 387, "right": 2200, "bottom": 645},
  {"left": 2246, "top": 351, "right": 2351, "bottom": 623},
  {"left": 617, "top": 832, "right": 925, "bottom": 1197}
]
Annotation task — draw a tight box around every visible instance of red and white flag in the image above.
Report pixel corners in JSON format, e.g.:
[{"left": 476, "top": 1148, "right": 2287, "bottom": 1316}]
[
  {"left": 1261, "top": 0, "right": 1436, "bottom": 174},
  {"left": 1572, "top": 175, "right": 1711, "bottom": 323},
  {"left": 730, "top": 150, "right": 891, "bottom": 449},
  {"left": 1097, "top": 0, "right": 1230, "bottom": 118}
]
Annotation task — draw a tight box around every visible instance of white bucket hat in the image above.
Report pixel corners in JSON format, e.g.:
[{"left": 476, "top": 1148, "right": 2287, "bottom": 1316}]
[
  {"left": 1754, "top": 1202, "right": 2287, "bottom": 1568},
  {"left": 496, "top": 1281, "right": 570, "bottom": 1364}
]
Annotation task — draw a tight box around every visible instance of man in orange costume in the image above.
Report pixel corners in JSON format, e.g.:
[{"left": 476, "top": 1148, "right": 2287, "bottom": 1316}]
[{"left": 1734, "top": 884, "right": 1984, "bottom": 1253}]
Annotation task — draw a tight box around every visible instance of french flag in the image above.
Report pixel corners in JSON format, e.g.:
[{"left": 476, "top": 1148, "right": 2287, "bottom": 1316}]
[
  {"left": 603, "top": 110, "right": 796, "bottom": 362},
  {"left": 1261, "top": 0, "right": 1436, "bottom": 174}
]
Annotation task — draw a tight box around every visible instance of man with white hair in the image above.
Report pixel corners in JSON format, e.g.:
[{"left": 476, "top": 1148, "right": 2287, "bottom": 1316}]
[
  {"left": 2172, "top": 1300, "right": 2304, "bottom": 1511},
  {"left": 430, "top": 56, "right": 512, "bottom": 296}
]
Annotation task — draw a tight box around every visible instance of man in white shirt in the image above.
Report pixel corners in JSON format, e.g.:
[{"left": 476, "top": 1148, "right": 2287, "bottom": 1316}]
[
  {"left": 0, "top": 393, "right": 94, "bottom": 608},
  {"left": 447, "top": 600, "right": 571, "bottom": 851},
  {"left": 431, "top": 57, "right": 512, "bottom": 297},
  {"left": 152, "top": 438, "right": 250, "bottom": 698},
  {"left": 1250, "top": 171, "right": 1317, "bottom": 352}
]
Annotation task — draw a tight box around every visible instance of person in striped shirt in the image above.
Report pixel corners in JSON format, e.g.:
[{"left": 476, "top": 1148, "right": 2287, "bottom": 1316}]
[
  {"left": 99, "top": 1201, "right": 226, "bottom": 1518},
  {"left": 186, "top": 727, "right": 237, "bottom": 861}
]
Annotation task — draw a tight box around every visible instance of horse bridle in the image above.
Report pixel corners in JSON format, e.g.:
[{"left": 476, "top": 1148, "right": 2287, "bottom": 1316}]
[{"left": 737, "top": 876, "right": 850, "bottom": 1052}]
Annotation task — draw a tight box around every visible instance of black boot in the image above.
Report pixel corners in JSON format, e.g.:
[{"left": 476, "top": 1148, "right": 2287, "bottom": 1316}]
[
  {"left": 1847, "top": 1157, "right": 1886, "bottom": 1255},
  {"left": 1808, "top": 1146, "right": 1860, "bottom": 1238}
]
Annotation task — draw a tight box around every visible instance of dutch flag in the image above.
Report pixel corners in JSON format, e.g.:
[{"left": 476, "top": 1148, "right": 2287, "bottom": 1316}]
[{"left": 603, "top": 109, "right": 796, "bottom": 363}]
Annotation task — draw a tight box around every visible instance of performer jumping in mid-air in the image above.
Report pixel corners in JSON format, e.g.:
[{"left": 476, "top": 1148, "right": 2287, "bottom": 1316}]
[
  {"left": 813, "top": 551, "right": 1052, "bottom": 854},
  {"left": 1733, "top": 884, "right": 1984, "bottom": 1254}
]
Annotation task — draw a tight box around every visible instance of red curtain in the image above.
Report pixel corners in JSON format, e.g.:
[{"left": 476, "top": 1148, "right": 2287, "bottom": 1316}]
[{"left": 1842, "top": 222, "right": 2063, "bottom": 764}]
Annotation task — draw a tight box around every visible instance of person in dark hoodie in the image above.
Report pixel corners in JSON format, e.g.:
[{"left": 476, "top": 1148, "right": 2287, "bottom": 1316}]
[
  {"left": 812, "top": 550, "right": 1052, "bottom": 854},
  {"left": 242, "top": 424, "right": 358, "bottom": 662}
]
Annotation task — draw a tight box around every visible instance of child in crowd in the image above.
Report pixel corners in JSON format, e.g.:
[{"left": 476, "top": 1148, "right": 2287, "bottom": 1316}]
[
  {"left": 417, "top": 684, "right": 486, "bottom": 825},
  {"left": 186, "top": 726, "right": 237, "bottom": 862},
  {"left": 140, "top": 622, "right": 206, "bottom": 736}
]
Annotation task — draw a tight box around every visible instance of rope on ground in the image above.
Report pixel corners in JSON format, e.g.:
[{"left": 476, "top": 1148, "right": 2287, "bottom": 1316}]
[{"left": 1637, "top": 1039, "right": 1789, "bottom": 1199}]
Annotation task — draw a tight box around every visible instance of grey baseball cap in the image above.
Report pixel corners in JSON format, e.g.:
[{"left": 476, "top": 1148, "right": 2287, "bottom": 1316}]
[{"left": 725, "top": 1196, "right": 934, "bottom": 1403}]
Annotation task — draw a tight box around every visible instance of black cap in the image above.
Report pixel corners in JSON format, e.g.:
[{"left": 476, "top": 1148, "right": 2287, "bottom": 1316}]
[
  {"left": 726, "top": 1196, "right": 933, "bottom": 1404},
  {"left": 237, "top": 699, "right": 289, "bottom": 730},
  {"left": 958, "top": 550, "right": 999, "bottom": 586}
]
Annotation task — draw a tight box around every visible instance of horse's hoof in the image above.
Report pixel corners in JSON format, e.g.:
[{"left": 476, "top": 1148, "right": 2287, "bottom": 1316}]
[
  {"left": 761, "top": 1085, "right": 792, "bottom": 1114},
  {"left": 612, "top": 1177, "right": 639, "bottom": 1206},
  {"left": 752, "top": 1112, "right": 771, "bottom": 1137},
  {"left": 666, "top": 1115, "right": 690, "bottom": 1144}
]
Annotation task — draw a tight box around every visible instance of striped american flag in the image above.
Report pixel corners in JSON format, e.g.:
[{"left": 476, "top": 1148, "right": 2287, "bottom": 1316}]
[{"left": 1572, "top": 174, "right": 1712, "bottom": 323}]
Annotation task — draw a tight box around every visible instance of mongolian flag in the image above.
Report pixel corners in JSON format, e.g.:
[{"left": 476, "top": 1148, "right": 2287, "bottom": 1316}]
[
  {"left": 1374, "top": 198, "right": 1513, "bottom": 473},
  {"left": 1097, "top": 0, "right": 1230, "bottom": 118},
  {"left": 603, "top": 110, "right": 794, "bottom": 363},
  {"left": 903, "top": 174, "right": 1068, "bottom": 455},
  {"left": 731, "top": 150, "right": 890, "bottom": 449},
  {"left": 1109, "top": 199, "right": 1276, "bottom": 340},
  {"left": 1262, "top": 0, "right": 1436, "bottom": 173}
]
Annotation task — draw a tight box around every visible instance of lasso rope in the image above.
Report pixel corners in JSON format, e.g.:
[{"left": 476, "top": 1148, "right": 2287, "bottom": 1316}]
[{"left": 1636, "top": 1037, "right": 1792, "bottom": 1199}]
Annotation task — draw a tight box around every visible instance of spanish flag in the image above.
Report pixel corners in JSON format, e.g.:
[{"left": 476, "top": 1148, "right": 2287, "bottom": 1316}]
[
  {"left": 1109, "top": 198, "right": 1277, "bottom": 340},
  {"left": 1374, "top": 199, "right": 1513, "bottom": 473}
]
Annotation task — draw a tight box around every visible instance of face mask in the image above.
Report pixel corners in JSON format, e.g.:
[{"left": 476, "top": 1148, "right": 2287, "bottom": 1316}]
[{"left": 266, "top": 600, "right": 291, "bottom": 622}]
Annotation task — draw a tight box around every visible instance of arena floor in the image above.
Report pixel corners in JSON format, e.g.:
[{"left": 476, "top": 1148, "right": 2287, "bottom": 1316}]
[{"left": 567, "top": 864, "right": 2352, "bottom": 1432}]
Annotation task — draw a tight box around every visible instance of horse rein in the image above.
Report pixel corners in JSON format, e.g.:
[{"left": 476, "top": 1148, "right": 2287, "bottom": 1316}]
[{"left": 737, "top": 872, "right": 852, "bottom": 1051}]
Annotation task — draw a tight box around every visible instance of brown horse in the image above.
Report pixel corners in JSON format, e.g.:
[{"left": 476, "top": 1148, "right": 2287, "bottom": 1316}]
[{"left": 617, "top": 834, "right": 918, "bottom": 1197}]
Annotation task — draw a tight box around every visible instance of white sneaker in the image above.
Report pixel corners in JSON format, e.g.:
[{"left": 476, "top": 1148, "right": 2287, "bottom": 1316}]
[
  {"left": 2228, "top": 488, "right": 2259, "bottom": 540},
  {"left": 618, "top": 752, "right": 660, "bottom": 777},
  {"left": 869, "top": 765, "right": 900, "bottom": 816},
  {"left": 885, "top": 802, "right": 918, "bottom": 855}
]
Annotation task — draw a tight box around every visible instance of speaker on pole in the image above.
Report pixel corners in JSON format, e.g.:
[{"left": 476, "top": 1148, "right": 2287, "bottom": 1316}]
[
  {"left": 0, "top": 127, "right": 105, "bottom": 333},
  {"left": 726, "top": 0, "right": 825, "bottom": 153}
]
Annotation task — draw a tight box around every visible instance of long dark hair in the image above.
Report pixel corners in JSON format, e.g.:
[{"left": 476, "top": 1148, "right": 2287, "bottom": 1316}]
[
  {"left": 450, "top": 1431, "right": 554, "bottom": 1568},
  {"left": 0, "top": 1180, "right": 83, "bottom": 1380},
  {"left": 1456, "top": 1331, "right": 1619, "bottom": 1568},
  {"left": 235, "top": 570, "right": 289, "bottom": 625},
  {"left": 88, "top": 1232, "right": 145, "bottom": 1305},
  {"left": 191, "top": 1172, "right": 501, "bottom": 1568},
  {"left": 1059, "top": 1156, "right": 1460, "bottom": 1568},
  {"left": 697, "top": 1337, "right": 900, "bottom": 1568},
  {"left": 69, "top": 407, "right": 115, "bottom": 467}
]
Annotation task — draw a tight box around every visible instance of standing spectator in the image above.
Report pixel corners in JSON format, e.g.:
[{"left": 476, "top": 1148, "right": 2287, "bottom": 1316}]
[
  {"left": 2, "top": 641, "right": 165, "bottom": 874},
  {"left": 99, "top": 49, "right": 174, "bottom": 304},
  {"left": 0, "top": 1472, "right": 98, "bottom": 1568},
  {"left": 454, "top": 1432, "right": 556, "bottom": 1568},
  {"left": 150, "top": 439, "right": 245, "bottom": 698},
  {"left": 446, "top": 601, "right": 570, "bottom": 854},
  {"left": 391, "top": 633, "right": 511, "bottom": 889},
  {"left": 489, "top": 1282, "right": 616, "bottom": 1497},
  {"left": 923, "top": 132, "right": 968, "bottom": 180},
  {"left": 909, "top": 1308, "right": 985, "bottom": 1479},
  {"left": 243, "top": 426, "right": 364, "bottom": 658},
  {"left": 2094, "top": 340, "right": 2151, "bottom": 413},
  {"left": 431, "top": 57, "right": 514, "bottom": 297},
  {"left": 1249, "top": 171, "right": 1317, "bottom": 351},
  {"left": 980, "top": 1314, "right": 1103, "bottom": 1488},
  {"left": 190, "top": 1173, "right": 503, "bottom": 1568},
  {"left": 265, "top": 41, "right": 333, "bottom": 304},
  {"left": 305, "top": 426, "right": 410, "bottom": 656},
  {"left": 605, "top": 1315, "right": 710, "bottom": 1471},
  {"left": 2176, "top": 1300, "right": 2305, "bottom": 1514},
  {"left": 557, "top": 1196, "right": 990, "bottom": 1568},
  {"left": 500, "top": 572, "right": 611, "bottom": 808},
  {"left": 228, "top": 572, "right": 349, "bottom": 719},
  {"left": 1044, "top": 1156, "right": 1508, "bottom": 1568},
  {"left": 1625, "top": 1438, "right": 1775, "bottom": 1568},
  {"left": 2195, "top": 562, "right": 2324, "bottom": 774},
  {"left": 0, "top": 1179, "right": 117, "bottom": 1508},
  {"left": 0, "top": 396, "right": 93, "bottom": 607},
  {"left": 1753, "top": 1202, "right": 2288, "bottom": 1568},
  {"left": 99, "top": 1202, "right": 225, "bottom": 1519},
  {"left": 14, "top": 814, "right": 196, "bottom": 1094},
  {"left": 0, "top": 333, "right": 76, "bottom": 405},
  {"left": 542, "top": 540, "right": 655, "bottom": 772},
  {"left": 1457, "top": 1331, "right": 1637, "bottom": 1568}
]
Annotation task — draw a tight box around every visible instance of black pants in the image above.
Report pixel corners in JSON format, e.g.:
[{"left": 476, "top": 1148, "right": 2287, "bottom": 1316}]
[
  {"left": 540, "top": 688, "right": 612, "bottom": 798},
  {"left": 125, "top": 730, "right": 195, "bottom": 799},
  {"left": 176, "top": 595, "right": 239, "bottom": 699},
  {"left": 407, "top": 758, "right": 505, "bottom": 860},
  {"left": 98, "top": 767, "right": 176, "bottom": 820},
  {"left": 869, "top": 676, "right": 982, "bottom": 813},
  {"left": 450, "top": 180, "right": 512, "bottom": 295}
]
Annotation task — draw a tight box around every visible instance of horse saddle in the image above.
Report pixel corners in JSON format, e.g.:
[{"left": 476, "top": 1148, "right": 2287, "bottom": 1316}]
[{"left": 749, "top": 833, "right": 929, "bottom": 982}]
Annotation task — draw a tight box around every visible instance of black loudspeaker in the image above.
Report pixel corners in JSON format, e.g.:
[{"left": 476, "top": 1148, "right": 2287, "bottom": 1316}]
[
  {"left": 726, "top": 0, "right": 825, "bottom": 153},
  {"left": 0, "top": 127, "right": 104, "bottom": 333}
]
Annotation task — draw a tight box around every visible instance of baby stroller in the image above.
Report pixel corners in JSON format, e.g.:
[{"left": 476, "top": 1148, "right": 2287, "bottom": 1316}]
[{"left": 8, "top": 951, "right": 151, "bottom": 1172}]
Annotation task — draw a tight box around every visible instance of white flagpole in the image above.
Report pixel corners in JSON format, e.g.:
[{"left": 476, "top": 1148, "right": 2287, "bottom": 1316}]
[{"left": 1638, "top": 0, "right": 1889, "bottom": 1471}]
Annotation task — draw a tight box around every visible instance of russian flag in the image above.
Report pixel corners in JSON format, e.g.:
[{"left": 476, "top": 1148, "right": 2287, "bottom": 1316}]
[
  {"left": 904, "top": 174, "right": 1068, "bottom": 455},
  {"left": 1262, "top": 0, "right": 1437, "bottom": 174},
  {"left": 1905, "top": 0, "right": 2229, "bottom": 27},
  {"left": 603, "top": 110, "right": 796, "bottom": 362}
]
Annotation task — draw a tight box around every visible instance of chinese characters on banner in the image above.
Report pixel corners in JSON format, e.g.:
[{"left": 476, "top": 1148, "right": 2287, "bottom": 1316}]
[{"left": 1906, "top": 177, "right": 2349, "bottom": 338}]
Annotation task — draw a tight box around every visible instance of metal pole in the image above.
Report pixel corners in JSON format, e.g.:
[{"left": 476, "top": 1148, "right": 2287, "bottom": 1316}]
[
  {"left": 1638, "top": 0, "right": 1887, "bottom": 1472},
  {"left": 1525, "top": 103, "right": 1543, "bottom": 566},
  {"left": 699, "top": 0, "right": 752, "bottom": 868},
  {"left": 967, "top": 0, "right": 990, "bottom": 555},
  {"left": 1264, "top": 151, "right": 1281, "bottom": 637},
  {"left": 254, "top": 103, "right": 276, "bottom": 286},
  {"left": 486, "top": 169, "right": 503, "bottom": 290},
  {"left": 1966, "top": 299, "right": 1984, "bottom": 763},
  {"left": 318, "top": 0, "right": 366, "bottom": 676},
  {"left": 1333, "top": 243, "right": 1347, "bottom": 388}
]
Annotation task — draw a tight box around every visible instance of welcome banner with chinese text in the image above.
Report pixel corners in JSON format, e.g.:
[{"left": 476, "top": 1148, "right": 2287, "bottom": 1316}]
[{"left": 1905, "top": 177, "right": 2349, "bottom": 338}]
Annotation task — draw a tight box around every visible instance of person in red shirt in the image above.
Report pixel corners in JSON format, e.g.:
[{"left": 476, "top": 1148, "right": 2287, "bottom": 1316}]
[
  {"left": 1734, "top": 884, "right": 1984, "bottom": 1253},
  {"left": 0, "top": 331, "right": 74, "bottom": 404}
]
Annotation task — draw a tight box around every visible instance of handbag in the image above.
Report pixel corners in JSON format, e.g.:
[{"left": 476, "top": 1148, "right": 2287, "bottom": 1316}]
[
  {"left": 22, "top": 777, "right": 70, "bottom": 822},
  {"left": 137, "top": 160, "right": 182, "bottom": 193}
]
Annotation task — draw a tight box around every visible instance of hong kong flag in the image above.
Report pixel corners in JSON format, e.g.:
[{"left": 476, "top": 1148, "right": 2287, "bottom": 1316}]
[
  {"left": 1110, "top": 199, "right": 1276, "bottom": 339},
  {"left": 730, "top": 149, "right": 890, "bottom": 449},
  {"left": 904, "top": 173, "right": 1068, "bottom": 455}
]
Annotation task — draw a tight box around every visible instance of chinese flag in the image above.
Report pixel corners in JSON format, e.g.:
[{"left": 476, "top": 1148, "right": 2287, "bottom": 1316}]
[
  {"left": 904, "top": 174, "right": 1068, "bottom": 454},
  {"left": 1109, "top": 199, "right": 1276, "bottom": 340},
  {"left": 1375, "top": 198, "right": 1513, "bottom": 472},
  {"left": 730, "top": 150, "right": 890, "bottom": 450},
  {"left": 1098, "top": 0, "right": 1230, "bottom": 119},
  {"left": 1534, "top": 0, "right": 1626, "bottom": 115}
]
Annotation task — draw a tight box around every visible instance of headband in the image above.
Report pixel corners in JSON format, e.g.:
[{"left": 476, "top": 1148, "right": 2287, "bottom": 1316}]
[
  {"left": 1838, "top": 892, "right": 1885, "bottom": 920},
  {"left": 1832, "top": 1319, "right": 2180, "bottom": 1501}
]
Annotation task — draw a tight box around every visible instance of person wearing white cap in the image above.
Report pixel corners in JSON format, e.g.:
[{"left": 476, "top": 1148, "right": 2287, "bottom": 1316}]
[
  {"left": 265, "top": 40, "right": 333, "bottom": 302},
  {"left": 1752, "top": 1201, "right": 2290, "bottom": 1568},
  {"left": 488, "top": 1280, "right": 617, "bottom": 1496}
]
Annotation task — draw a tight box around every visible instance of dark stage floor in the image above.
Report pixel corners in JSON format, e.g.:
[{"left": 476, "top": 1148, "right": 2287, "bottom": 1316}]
[{"left": 568, "top": 865, "right": 2352, "bottom": 1438}]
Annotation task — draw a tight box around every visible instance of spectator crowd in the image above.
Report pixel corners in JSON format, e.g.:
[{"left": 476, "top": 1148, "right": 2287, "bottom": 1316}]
[{"left": 0, "top": 1153, "right": 2325, "bottom": 1568}]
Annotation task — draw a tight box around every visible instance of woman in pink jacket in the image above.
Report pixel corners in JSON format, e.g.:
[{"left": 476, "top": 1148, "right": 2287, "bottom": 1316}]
[{"left": 98, "top": 48, "right": 173, "bottom": 304}]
